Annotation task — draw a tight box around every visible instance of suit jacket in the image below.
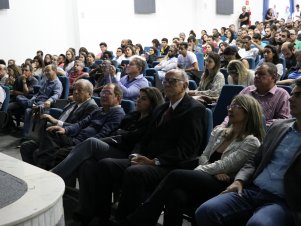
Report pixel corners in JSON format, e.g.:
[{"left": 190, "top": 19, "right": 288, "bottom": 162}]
[
  {"left": 234, "top": 118, "right": 301, "bottom": 224},
  {"left": 134, "top": 94, "right": 207, "bottom": 167},
  {"left": 60, "top": 98, "right": 98, "bottom": 126},
  {"left": 64, "top": 106, "right": 125, "bottom": 145}
]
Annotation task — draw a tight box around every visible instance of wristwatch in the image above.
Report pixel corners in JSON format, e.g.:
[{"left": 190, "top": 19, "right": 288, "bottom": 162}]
[{"left": 154, "top": 158, "right": 160, "bottom": 166}]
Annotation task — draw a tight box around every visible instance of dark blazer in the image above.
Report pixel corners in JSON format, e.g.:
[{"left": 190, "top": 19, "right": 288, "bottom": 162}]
[
  {"left": 64, "top": 106, "right": 125, "bottom": 145},
  {"left": 61, "top": 98, "right": 98, "bottom": 126},
  {"left": 235, "top": 118, "right": 301, "bottom": 225},
  {"left": 135, "top": 93, "right": 207, "bottom": 167}
]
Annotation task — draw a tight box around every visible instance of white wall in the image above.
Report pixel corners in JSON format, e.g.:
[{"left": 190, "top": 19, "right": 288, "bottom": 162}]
[{"left": 0, "top": 0, "right": 264, "bottom": 64}]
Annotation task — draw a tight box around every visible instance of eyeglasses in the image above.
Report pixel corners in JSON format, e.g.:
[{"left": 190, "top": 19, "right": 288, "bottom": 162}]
[
  {"left": 162, "top": 77, "right": 183, "bottom": 85},
  {"left": 291, "top": 91, "right": 301, "bottom": 98},
  {"left": 100, "top": 90, "right": 115, "bottom": 97},
  {"left": 227, "top": 104, "right": 243, "bottom": 110}
]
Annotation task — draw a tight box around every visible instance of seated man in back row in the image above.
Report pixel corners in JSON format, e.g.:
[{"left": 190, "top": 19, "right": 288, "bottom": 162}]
[
  {"left": 16, "top": 64, "right": 63, "bottom": 137},
  {"left": 20, "top": 83, "right": 125, "bottom": 170},
  {"left": 222, "top": 62, "right": 291, "bottom": 128},
  {"left": 100, "top": 57, "right": 149, "bottom": 101}
]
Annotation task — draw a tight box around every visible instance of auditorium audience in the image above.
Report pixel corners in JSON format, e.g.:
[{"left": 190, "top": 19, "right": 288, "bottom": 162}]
[{"left": 2, "top": 16, "right": 301, "bottom": 225}]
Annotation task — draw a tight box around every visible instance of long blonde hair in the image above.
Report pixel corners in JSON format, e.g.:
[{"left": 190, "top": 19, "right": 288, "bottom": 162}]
[
  {"left": 224, "top": 94, "right": 265, "bottom": 142},
  {"left": 227, "top": 60, "right": 248, "bottom": 85}
]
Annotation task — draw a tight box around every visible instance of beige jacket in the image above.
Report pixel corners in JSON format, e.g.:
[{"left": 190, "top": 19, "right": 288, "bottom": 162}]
[{"left": 195, "top": 127, "right": 260, "bottom": 177}]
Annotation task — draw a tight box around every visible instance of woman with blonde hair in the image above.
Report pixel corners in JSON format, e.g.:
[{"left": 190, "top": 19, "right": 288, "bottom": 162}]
[
  {"left": 124, "top": 94, "right": 265, "bottom": 226},
  {"left": 227, "top": 60, "right": 255, "bottom": 86}
]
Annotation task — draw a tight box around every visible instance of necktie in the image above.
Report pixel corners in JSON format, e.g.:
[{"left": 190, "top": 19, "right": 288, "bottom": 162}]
[
  {"left": 159, "top": 107, "right": 173, "bottom": 125},
  {"left": 60, "top": 104, "right": 78, "bottom": 122}
]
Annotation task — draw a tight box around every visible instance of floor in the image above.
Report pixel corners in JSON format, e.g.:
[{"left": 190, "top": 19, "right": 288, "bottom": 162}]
[{"left": 0, "top": 128, "right": 192, "bottom": 226}]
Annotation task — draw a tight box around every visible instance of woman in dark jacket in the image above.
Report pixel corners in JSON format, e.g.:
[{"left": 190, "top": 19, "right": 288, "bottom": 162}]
[{"left": 51, "top": 87, "right": 164, "bottom": 182}]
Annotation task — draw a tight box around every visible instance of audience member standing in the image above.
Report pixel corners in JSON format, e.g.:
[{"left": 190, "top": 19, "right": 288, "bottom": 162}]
[{"left": 238, "top": 6, "right": 250, "bottom": 27}]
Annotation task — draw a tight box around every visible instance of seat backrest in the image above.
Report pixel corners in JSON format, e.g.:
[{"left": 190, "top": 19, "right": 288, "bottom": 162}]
[
  {"left": 83, "top": 67, "right": 91, "bottom": 73},
  {"left": 145, "top": 68, "right": 157, "bottom": 77},
  {"left": 121, "top": 99, "right": 135, "bottom": 114},
  {"left": 188, "top": 80, "right": 198, "bottom": 90},
  {"left": 58, "top": 76, "right": 69, "bottom": 99},
  {"left": 143, "top": 46, "right": 151, "bottom": 52},
  {"left": 95, "top": 59, "right": 103, "bottom": 65},
  {"left": 145, "top": 76, "right": 155, "bottom": 87},
  {"left": 195, "top": 53, "right": 204, "bottom": 71},
  {"left": 205, "top": 108, "right": 213, "bottom": 145},
  {"left": 245, "top": 57, "right": 255, "bottom": 69},
  {"left": 1, "top": 85, "right": 10, "bottom": 112},
  {"left": 92, "top": 96, "right": 101, "bottom": 107},
  {"left": 152, "top": 61, "right": 160, "bottom": 67},
  {"left": 91, "top": 96, "right": 135, "bottom": 114},
  {"left": 278, "top": 85, "right": 292, "bottom": 94},
  {"left": 220, "top": 68, "right": 229, "bottom": 84},
  {"left": 120, "top": 60, "right": 130, "bottom": 66},
  {"left": 49, "top": 108, "right": 63, "bottom": 119},
  {"left": 212, "top": 85, "right": 245, "bottom": 127}
]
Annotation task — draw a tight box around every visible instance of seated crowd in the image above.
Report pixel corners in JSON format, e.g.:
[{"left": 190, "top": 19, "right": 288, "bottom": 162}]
[{"left": 1, "top": 16, "right": 301, "bottom": 226}]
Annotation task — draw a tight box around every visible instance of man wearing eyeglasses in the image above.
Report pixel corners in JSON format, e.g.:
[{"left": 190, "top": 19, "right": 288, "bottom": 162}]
[
  {"left": 222, "top": 63, "right": 290, "bottom": 128},
  {"left": 20, "top": 83, "right": 125, "bottom": 170},
  {"left": 101, "top": 57, "right": 149, "bottom": 101},
  {"left": 196, "top": 77, "right": 301, "bottom": 226},
  {"left": 76, "top": 69, "right": 207, "bottom": 225}
]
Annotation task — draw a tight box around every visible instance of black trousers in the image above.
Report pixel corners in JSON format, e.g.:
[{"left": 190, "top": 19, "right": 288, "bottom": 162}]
[
  {"left": 20, "top": 130, "right": 73, "bottom": 169},
  {"left": 77, "top": 158, "right": 172, "bottom": 223},
  {"left": 127, "top": 169, "right": 230, "bottom": 226}
]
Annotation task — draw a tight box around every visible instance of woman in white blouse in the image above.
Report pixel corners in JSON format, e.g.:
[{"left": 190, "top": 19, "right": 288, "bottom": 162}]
[{"left": 125, "top": 94, "right": 265, "bottom": 226}]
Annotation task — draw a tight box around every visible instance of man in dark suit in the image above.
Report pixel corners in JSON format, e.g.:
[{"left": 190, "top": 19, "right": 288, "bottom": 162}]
[
  {"left": 20, "top": 79, "right": 98, "bottom": 165},
  {"left": 41, "top": 79, "right": 98, "bottom": 127},
  {"left": 195, "top": 77, "right": 301, "bottom": 226},
  {"left": 20, "top": 83, "right": 125, "bottom": 170},
  {"left": 75, "top": 69, "right": 207, "bottom": 225}
]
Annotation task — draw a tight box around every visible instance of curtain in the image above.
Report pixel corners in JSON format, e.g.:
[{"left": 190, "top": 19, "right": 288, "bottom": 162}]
[
  {"left": 262, "top": 0, "right": 270, "bottom": 21},
  {"left": 290, "top": 0, "right": 295, "bottom": 16}
]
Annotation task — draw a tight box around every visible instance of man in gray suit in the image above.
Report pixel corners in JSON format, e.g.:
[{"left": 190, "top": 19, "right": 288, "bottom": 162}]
[
  {"left": 195, "top": 77, "right": 301, "bottom": 226},
  {"left": 20, "top": 79, "right": 98, "bottom": 167},
  {"left": 41, "top": 79, "right": 98, "bottom": 127}
]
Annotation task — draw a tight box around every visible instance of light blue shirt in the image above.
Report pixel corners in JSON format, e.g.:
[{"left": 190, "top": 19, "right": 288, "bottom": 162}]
[{"left": 254, "top": 123, "right": 301, "bottom": 197}]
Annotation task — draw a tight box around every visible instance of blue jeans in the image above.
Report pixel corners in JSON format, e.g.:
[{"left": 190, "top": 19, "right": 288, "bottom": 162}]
[{"left": 195, "top": 186, "right": 294, "bottom": 226}]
